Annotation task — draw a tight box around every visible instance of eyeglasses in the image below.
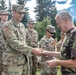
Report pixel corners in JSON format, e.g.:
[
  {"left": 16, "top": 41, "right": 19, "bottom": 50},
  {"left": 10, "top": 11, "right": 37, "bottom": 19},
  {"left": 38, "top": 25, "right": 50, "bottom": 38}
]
[{"left": 47, "top": 30, "right": 55, "bottom": 34}]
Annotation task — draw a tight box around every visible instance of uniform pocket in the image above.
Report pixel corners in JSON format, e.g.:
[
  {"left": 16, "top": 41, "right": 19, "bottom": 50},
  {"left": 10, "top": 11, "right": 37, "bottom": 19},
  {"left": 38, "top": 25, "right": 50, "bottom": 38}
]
[{"left": 2, "top": 52, "right": 25, "bottom": 65}]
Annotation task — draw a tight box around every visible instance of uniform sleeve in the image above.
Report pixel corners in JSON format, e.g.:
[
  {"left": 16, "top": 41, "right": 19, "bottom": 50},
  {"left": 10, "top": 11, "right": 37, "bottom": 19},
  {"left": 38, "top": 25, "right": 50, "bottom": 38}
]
[
  {"left": 56, "top": 41, "right": 61, "bottom": 52},
  {"left": 32, "top": 31, "right": 38, "bottom": 47},
  {"left": 38, "top": 39, "right": 46, "bottom": 50},
  {"left": 0, "top": 29, "right": 5, "bottom": 52},
  {"left": 2, "top": 25, "right": 32, "bottom": 55},
  {"left": 71, "top": 36, "right": 76, "bottom": 59}
]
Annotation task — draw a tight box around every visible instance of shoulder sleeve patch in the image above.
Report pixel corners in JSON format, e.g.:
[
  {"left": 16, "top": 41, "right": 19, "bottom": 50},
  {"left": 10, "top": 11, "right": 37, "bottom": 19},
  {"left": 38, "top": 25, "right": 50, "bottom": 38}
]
[{"left": 3, "top": 25, "right": 9, "bottom": 32}]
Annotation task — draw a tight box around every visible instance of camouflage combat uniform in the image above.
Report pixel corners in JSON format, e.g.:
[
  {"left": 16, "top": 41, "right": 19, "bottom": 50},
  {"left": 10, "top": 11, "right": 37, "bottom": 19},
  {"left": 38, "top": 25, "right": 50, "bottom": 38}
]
[
  {"left": 26, "top": 28, "right": 38, "bottom": 47},
  {"left": 2, "top": 18, "right": 32, "bottom": 75},
  {"left": 39, "top": 35, "right": 57, "bottom": 75},
  {"left": 60, "top": 28, "right": 76, "bottom": 75},
  {"left": 0, "top": 10, "right": 9, "bottom": 75},
  {"left": 56, "top": 32, "right": 66, "bottom": 52},
  {"left": 26, "top": 28, "right": 38, "bottom": 75},
  {"left": 57, "top": 40, "right": 63, "bottom": 52},
  {"left": 0, "top": 22, "right": 5, "bottom": 75}
]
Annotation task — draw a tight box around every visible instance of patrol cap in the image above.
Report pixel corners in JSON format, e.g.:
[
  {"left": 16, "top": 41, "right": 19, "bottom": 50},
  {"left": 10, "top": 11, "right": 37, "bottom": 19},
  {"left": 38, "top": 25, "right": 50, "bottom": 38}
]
[
  {"left": 0, "top": 10, "right": 9, "bottom": 15},
  {"left": 12, "top": 4, "right": 25, "bottom": 13},
  {"left": 46, "top": 25, "right": 56, "bottom": 34},
  {"left": 28, "top": 19, "right": 35, "bottom": 24}
]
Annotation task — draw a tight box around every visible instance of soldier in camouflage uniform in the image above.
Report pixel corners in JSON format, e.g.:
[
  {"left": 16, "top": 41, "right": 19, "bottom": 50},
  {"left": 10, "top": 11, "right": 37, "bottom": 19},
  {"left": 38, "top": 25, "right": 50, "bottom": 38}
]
[
  {"left": 2, "top": 4, "right": 41, "bottom": 75},
  {"left": 38, "top": 25, "right": 57, "bottom": 75},
  {"left": 26, "top": 19, "right": 38, "bottom": 47},
  {"left": 56, "top": 32, "right": 66, "bottom": 52},
  {"left": 39, "top": 10, "right": 76, "bottom": 75},
  {"left": 0, "top": 10, "right": 9, "bottom": 75},
  {"left": 26, "top": 19, "right": 38, "bottom": 75}
]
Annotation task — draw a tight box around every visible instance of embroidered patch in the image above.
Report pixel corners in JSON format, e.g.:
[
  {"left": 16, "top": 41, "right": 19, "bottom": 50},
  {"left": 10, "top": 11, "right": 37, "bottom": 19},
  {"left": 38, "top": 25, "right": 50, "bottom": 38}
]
[{"left": 3, "top": 26, "right": 8, "bottom": 32}]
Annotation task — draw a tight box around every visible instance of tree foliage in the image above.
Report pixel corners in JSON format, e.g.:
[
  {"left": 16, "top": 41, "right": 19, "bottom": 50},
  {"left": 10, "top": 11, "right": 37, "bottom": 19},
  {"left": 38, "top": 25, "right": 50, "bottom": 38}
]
[
  {"left": 34, "top": 0, "right": 60, "bottom": 40},
  {"left": 34, "top": 0, "right": 56, "bottom": 21},
  {"left": 35, "top": 18, "right": 51, "bottom": 40},
  {"left": 17, "top": 0, "right": 26, "bottom": 5},
  {"left": 0, "top": 0, "right": 7, "bottom": 10},
  {"left": 8, "top": 0, "right": 12, "bottom": 20}
]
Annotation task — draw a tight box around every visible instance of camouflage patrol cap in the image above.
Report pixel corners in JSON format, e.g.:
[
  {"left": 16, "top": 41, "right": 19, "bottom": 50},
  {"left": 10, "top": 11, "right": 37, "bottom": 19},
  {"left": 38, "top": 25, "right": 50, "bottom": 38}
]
[
  {"left": 28, "top": 19, "right": 35, "bottom": 24},
  {"left": 12, "top": 4, "right": 25, "bottom": 13},
  {"left": 46, "top": 25, "right": 56, "bottom": 34},
  {"left": 0, "top": 10, "right": 9, "bottom": 15}
]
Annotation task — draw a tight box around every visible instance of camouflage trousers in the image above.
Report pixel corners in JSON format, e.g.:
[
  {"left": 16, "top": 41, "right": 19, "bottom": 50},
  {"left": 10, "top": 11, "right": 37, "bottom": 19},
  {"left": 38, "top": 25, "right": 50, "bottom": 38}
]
[
  {"left": 29, "top": 54, "right": 37, "bottom": 75},
  {"left": 0, "top": 63, "right": 3, "bottom": 75},
  {"left": 61, "top": 71, "right": 76, "bottom": 75},
  {"left": 0, "top": 53, "right": 3, "bottom": 75},
  {"left": 61, "top": 72, "right": 76, "bottom": 75},
  {"left": 40, "top": 61, "right": 57, "bottom": 75},
  {"left": 2, "top": 62, "right": 30, "bottom": 75}
]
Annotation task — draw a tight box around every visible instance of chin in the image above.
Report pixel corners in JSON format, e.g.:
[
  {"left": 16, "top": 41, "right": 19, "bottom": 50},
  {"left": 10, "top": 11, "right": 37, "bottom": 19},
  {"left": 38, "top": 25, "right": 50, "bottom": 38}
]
[{"left": 19, "top": 19, "right": 22, "bottom": 22}]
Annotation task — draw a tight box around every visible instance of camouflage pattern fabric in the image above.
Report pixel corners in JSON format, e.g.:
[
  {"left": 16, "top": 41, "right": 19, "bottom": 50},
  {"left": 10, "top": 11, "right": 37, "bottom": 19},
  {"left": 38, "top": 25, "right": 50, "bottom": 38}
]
[
  {"left": 56, "top": 40, "right": 63, "bottom": 52},
  {"left": 60, "top": 28, "right": 76, "bottom": 75},
  {"left": 26, "top": 29, "right": 38, "bottom": 48},
  {"left": 56, "top": 32, "right": 66, "bottom": 52},
  {"left": 0, "top": 21, "right": 7, "bottom": 75},
  {"left": 2, "top": 62, "right": 30, "bottom": 75},
  {"left": 38, "top": 35, "right": 57, "bottom": 75},
  {"left": 26, "top": 28, "right": 38, "bottom": 75},
  {"left": 39, "top": 35, "right": 54, "bottom": 51},
  {"left": 2, "top": 18, "right": 32, "bottom": 75}
]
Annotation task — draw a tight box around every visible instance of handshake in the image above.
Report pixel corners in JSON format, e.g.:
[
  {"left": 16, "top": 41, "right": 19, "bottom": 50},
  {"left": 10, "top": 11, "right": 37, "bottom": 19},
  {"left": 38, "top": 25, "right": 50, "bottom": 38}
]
[
  {"left": 32, "top": 48, "right": 58, "bottom": 68},
  {"left": 32, "top": 48, "right": 50, "bottom": 56},
  {"left": 32, "top": 48, "right": 43, "bottom": 56}
]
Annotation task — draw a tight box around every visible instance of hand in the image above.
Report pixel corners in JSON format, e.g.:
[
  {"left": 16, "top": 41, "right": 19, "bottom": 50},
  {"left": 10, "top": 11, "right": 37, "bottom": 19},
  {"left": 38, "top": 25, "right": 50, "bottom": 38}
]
[
  {"left": 46, "top": 60, "right": 57, "bottom": 68},
  {"left": 32, "top": 48, "right": 42, "bottom": 56},
  {"left": 51, "top": 38, "right": 57, "bottom": 47}
]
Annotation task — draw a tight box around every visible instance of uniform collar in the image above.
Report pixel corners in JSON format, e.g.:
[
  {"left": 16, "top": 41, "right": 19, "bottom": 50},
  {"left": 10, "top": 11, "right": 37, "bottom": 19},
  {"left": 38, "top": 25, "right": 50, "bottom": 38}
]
[
  {"left": 11, "top": 18, "right": 20, "bottom": 28},
  {"left": 66, "top": 27, "right": 74, "bottom": 35}
]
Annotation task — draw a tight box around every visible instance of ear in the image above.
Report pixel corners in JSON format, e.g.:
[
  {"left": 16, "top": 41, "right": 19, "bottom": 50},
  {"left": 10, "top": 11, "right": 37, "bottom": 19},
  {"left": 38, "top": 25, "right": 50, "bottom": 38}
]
[{"left": 64, "top": 18, "right": 68, "bottom": 24}]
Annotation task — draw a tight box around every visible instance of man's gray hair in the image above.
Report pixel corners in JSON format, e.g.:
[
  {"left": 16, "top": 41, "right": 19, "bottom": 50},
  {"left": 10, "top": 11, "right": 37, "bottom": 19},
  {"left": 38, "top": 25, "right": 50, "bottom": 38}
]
[{"left": 55, "top": 10, "right": 72, "bottom": 22}]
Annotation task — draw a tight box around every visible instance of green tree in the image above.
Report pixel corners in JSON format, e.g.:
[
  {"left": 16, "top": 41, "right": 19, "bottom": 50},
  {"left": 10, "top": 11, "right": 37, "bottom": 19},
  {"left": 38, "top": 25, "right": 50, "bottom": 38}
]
[
  {"left": 34, "top": 0, "right": 56, "bottom": 21},
  {"left": 35, "top": 18, "right": 51, "bottom": 40},
  {"left": 8, "top": 0, "right": 12, "bottom": 20},
  {"left": 17, "top": 0, "right": 26, "bottom": 5},
  {"left": 0, "top": 0, "right": 7, "bottom": 10},
  {"left": 8, "top": 0, "right": 12, "bottom": 13},
  {"left": 34, "top": 0, "right": 60, "bottom": 40}
]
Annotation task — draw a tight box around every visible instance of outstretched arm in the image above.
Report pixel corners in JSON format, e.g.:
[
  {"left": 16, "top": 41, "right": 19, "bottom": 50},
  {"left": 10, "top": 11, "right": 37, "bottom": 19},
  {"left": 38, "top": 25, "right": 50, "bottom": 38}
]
[
  {"left": 40, "top": 50, "right": 60, "bottom": 58},
  {"left": 46, "top": 58, "right": 76, "bottom": 68}
]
